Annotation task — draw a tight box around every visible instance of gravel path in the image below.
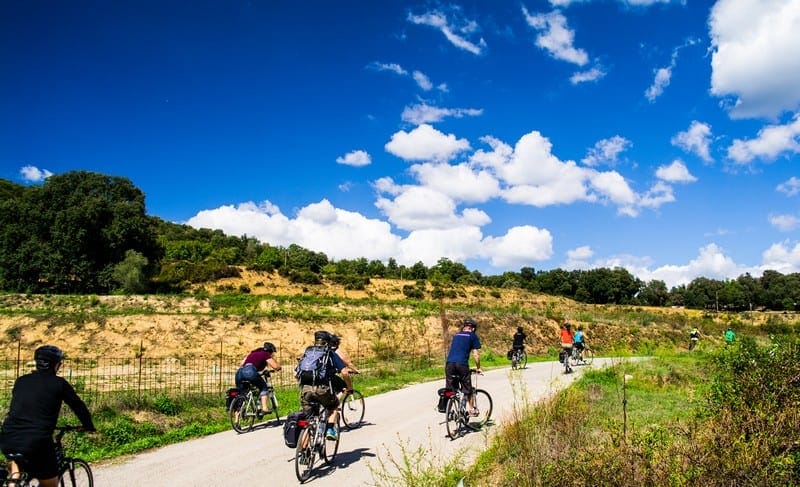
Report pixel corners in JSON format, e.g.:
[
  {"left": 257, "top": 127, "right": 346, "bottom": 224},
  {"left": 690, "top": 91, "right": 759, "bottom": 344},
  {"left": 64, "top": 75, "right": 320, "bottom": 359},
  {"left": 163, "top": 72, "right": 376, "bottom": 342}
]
[{"left": 93, "top": 359, "right": 611, "bottom": 486}]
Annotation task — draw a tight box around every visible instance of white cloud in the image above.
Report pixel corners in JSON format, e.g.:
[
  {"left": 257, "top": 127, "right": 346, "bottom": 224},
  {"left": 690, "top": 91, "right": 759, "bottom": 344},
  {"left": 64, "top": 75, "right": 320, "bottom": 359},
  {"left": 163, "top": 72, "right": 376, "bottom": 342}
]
[
  {"left": 637, "top": 243, "right": 748, "bottom": 288},
  {"left": 481, "top": 225, "right": 554, "bottom": 268},
  {"left": 336, "top": 150, "right": 372, "bottom": 167},
  {"left": 19, "top": 165, "right": 53, "bottom": 183},
  {"left": 645, "top": 67, "right": 672, "bottom": 102},
  {"left": 726, "top": 114, "right": 800, "bottom": 164},
  {"left": 409, "top": 162, "right": 500, "bottom": 203},
  {"left": 407, "top": 10, "right": 486, "bottom": 55},
  {"left": 522, "top": 8, "right": 589, "bottom": 66},
  {"left": 401, "top": 103, "right": 483, "bottom": 125},
  {"left": 563, "top": 245, "right": 594, "bottom": 270},
  {"left": 582, "top": 135, "right": 631, "bottom": 166},
  {"left": 412, "top": 71, "right": 433, "bottom": 91},
  {"left": 777, "top": 176, "right": 800, "bottom": 196},
  {"left": 709, "top": 0, "right": 800, "bottom": 119},
  {"left": 655, "top": 160, "right": 697, "bottom": 183},
  {"left": 761, "top": 240, "right": 800, "bottom": 274},
  {"left": 369, "top": 62, "right": 407, "bottom": 76},
  {"left": 570, "top": 66, "right": 606, "bottom": 84},
  {"left": 398, "top": 226, "right": 485, "bottom": 267},
  {"left": 551, "top": 0, "right": 672, "bottom": 5},
  {"left": 769, "top": 214, "right": 800, "bottom": 232},
  {"left": 385, "top": 124, "right": 471, "bottom": 162},
  {"left": 671, "top": 121, "right": 713, "bottom": 162},
  {"left": 374, "top": 185, "right": 489, "bottom": 231}
]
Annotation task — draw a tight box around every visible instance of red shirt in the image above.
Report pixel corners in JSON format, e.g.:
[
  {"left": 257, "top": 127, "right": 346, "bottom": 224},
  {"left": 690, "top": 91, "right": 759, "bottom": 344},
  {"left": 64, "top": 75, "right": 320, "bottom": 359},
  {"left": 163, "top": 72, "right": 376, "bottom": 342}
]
[
  {"left": 242, "top": 349, "right": 272, "bottom": 370},
  {"left": 559, "top": 328, "right": 573, "bottom": 345}
]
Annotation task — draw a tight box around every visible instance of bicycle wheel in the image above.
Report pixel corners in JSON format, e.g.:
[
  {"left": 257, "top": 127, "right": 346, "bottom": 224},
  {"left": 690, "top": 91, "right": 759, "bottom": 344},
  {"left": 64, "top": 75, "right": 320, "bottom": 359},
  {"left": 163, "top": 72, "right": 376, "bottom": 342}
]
[
  {"left": 569, "top": 349, "right": 580, "bottom": 367},
  {"left": 511, "top": 351, "right": 519, "bottom": 370},
  {"left": 582, "top": 348, "right": 594, "bottom": 365},
  {"left": 295, "top": 427, "right": 314, "bottom": 483},
  {"left": 322, "top": 415, "right": 341, "bottom": 465},
  {"left": 519, "top": 350, "right": 528, "bottom": 369},
  {"left": 59, "top": 458, "right": 93, "bottom": 487},
  {"left": 230, "top": 395, "right": 256, "bottom": 433},
  {"left": 340, "top": 390, "right": 365, "bottom": 429},
  {"left": 229, "top": 395, "right": 246, "bottom": 433},
  {"left": 444, "top": 397, "right": 462, "bottom": 440},
  {"left": 467, "top": 389, "right": 493, "bottom": 430}
]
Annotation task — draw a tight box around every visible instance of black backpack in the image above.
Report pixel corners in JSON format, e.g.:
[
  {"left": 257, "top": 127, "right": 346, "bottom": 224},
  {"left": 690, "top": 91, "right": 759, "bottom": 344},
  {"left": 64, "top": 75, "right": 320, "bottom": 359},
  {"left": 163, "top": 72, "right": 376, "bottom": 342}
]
[
  {"left": 283, "top": 411, "right": 306, "bottom": 448},
  {"left": 295, "top": 345, "right": 333, "bottom": 385}
]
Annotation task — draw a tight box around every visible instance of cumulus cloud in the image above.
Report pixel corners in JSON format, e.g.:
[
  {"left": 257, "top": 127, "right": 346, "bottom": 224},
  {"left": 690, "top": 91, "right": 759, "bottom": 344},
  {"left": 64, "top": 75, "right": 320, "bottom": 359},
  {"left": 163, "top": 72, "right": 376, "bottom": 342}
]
[
  {"left": 385, "top": 124, "right": 471, "bottom": 162},
  {"left": 634, "top": 243, "right": 749, "bottom": 288},
  {"left": 374, "top": 185, "right": 489, "bottom": 231},
  {"left": 769, "top": 214, "right": 800, "bottom": 232},
  {"left": 761, "top": 240, "right": 800, "bottom": 274},
  {"left": 570, "top": 66, "right": 606, "bottom": 84},
  {"left": 582, "top": 135, "right": 632, "bottom": 166},
  {"left": 777, "top": 176, "right": 800, "bottom": 196},
  {"left": 409, "top": 162, "right": 500, "bottom": 203},
  {"left": 481, "top": 225, "right": 554, "bottom": 268},
  {"left": 336, "top": 150, "right": 372, "bottom": 167},
  {"left": 401, "top": 103, "right": 483, "bottom": 125},
  {"left": 398, "top": 226, "right": 485, "bottom": 267},
  {"left": 726, "top": 114, "right": 800, "bottom": 164},
  {"left": 655, "top": 160, "right": 697, "bottom": 183},
  {"left": 709, "top": 0, "right": 800, "bottom": 119},
  {"left": 407, "top": 10, "right": 487, "bottom": 55},
  {"left": 20, "top": 165, "right": 53, "bottom": 183},
  {"left": 563, "top": 245, "right": 594, "bottom": 270},
  {"left": 522, "top": 8, "right": 589, "bottom": 66},
  {"left": 671, "top": 121, "right": 714, "bottom": 162}
]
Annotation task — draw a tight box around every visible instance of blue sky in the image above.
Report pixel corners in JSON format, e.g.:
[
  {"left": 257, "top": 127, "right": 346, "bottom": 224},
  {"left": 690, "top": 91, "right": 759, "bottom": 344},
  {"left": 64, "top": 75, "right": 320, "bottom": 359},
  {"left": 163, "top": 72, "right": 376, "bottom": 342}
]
[{"left": 2, "top": 0, "right": 800, "bottom": 289}]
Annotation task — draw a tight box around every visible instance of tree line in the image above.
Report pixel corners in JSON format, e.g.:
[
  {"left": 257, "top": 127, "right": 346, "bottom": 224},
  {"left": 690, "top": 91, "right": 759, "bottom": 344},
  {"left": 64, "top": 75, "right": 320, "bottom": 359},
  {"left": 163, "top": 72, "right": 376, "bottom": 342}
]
[{"left": 1, "top": 171, "right": 798, "bottom": 311}]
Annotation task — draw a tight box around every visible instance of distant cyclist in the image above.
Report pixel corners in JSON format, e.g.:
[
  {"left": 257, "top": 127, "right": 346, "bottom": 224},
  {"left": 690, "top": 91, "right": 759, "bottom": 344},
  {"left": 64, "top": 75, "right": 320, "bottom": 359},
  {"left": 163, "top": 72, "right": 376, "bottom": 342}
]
[
  {"left": 689, "top": 328, "right": 702, "bottom": 350},
  {"left": 0, "top": 345, "right": 95, "bottom": 487},
  {"left": 559, "top": 322, "right": 574, "bottom": 371},
  {"left": 512, "top": 326, "right": 526, "bottom": 353},
  {"left": 724, "top": 327, "right": 735, "bottom": 344},
  {"left": 573, "top": 326, "right": 586, "bottom": 361}
]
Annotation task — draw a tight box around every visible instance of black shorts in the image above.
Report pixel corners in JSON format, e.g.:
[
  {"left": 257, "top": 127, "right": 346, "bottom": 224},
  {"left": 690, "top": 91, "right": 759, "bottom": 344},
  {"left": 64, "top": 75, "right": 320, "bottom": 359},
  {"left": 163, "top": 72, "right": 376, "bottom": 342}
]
[
  {"left": 445, "top": 362, "right": 472, "bottom": 396},
  {"left": 330, "top": 374, "right": 346, "bottom": 394},
  {"left": 1, "top": 437, "right": 58, "bottom": 479}
]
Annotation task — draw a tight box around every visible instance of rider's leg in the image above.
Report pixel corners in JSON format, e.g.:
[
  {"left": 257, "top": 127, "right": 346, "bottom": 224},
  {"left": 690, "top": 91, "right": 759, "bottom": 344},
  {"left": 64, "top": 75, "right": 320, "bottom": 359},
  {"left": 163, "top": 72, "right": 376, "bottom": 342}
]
[
  {"left": 259, "top": 390, "right": 270, "bottom": 412},
  {"left": 38, "top": 477, "right": 58, "bottom": 487}
]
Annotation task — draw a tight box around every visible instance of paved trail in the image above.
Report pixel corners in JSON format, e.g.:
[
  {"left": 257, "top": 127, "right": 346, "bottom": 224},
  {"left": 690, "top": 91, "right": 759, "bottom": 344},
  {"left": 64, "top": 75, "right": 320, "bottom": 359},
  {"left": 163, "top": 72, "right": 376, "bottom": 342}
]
[{"left": 93, "top": 359, "right": 612, "bottom": 486}]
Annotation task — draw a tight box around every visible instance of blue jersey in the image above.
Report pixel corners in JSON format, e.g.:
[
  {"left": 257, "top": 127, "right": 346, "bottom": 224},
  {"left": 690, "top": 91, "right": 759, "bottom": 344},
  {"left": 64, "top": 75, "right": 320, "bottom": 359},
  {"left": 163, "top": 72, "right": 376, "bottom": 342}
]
[
  {"left": 446, "top": 331, "right": 481, "bottom": 366},
  {"left": 573, "top": 331, "right": 584, "bottom": 343}
]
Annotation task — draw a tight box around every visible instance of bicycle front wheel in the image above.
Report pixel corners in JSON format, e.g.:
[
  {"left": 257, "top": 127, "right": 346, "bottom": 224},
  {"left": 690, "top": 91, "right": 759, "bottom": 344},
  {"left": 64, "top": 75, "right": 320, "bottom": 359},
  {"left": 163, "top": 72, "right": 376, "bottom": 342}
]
[
  {"left": 340, "top": 390, "right": 365, "bottom": 429},
  {"left": 59, "top": 458, "right": 93, "bottom": 487},
  {"left": 444, "top": 397, "right": 461, "bottom": 440},
  {"left": 519, "top": 351, "right": 528, "bottom": 369},
  {"left": 295, "top": 428, "right": 314, "bottom": 483},
  {"left": 269, "top": 391, "right": 281, "bottom": 422},
  {"left": 323, "top": 416, "right": 341, "bottom": 465},
  {"left": 467, "top": 389, "right": 493, "bottom": 430}
]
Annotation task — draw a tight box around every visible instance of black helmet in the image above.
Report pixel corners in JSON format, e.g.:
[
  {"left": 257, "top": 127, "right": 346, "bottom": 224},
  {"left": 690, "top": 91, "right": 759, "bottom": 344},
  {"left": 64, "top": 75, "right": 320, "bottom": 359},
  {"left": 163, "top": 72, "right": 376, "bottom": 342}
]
[
  {"left": 329, "top": 334, "right": 341, "bottom": 348},
  {"left": 262, "top": 342, "right": 276, "bottom": 353},
  {"left": 463, "top": 318, "right": 477, "bottom": 330},
  {"left": 314, "top": 330, "right": 331, "bottom": 345},
  {"left": 517, "top": 326, "right": 523, "bottom": 333},
  {"left": 34, "top": 345, "right": 63, "bottom": 370}
]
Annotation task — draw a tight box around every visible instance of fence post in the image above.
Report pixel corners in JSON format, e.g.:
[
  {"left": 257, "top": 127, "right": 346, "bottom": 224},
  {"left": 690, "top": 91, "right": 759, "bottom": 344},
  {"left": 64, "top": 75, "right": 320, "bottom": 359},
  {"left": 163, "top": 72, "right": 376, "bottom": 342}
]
[
  {"left": 137, "top": 340, "right": 143, "bottom": 398},
  {"left": 219, "top": 338, "right": 223, "bottom": 393},
  {"left": 15, "top": 339, "right": 21, "bottom": 379}
]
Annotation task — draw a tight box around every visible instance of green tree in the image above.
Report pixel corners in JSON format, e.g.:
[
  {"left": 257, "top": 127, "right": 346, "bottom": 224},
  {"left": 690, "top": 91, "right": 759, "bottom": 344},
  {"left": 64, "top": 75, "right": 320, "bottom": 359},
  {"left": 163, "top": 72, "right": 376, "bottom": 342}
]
[{"left": 113, "top": 250, "right": 150, "bottom": 293}]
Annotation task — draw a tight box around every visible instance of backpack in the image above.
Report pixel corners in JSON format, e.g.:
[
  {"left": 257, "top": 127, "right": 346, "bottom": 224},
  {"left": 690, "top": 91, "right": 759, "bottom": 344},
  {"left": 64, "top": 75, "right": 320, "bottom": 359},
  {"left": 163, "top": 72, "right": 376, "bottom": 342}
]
[
  {"left": 295, "top": 345, "right": 333, "bottom": 386},
  {"left": 283, "top": 411, "right": 306, "bottom": 448}
]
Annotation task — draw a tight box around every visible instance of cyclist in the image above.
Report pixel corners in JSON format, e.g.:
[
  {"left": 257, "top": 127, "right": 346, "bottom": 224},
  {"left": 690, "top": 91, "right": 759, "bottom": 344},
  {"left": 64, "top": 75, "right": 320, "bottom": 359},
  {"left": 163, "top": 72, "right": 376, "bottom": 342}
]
[
  {"left": 445, "top": 317, "right": 482, "bottom": 416},
  {"left": 329, "top": 334, "right": 358, "bottom": 399},
  {"left": 724, "top": 327, "right": 735, "bottom": 344},
  {"left": 297, "top": 331, "right": 351, "bottom": 441},
  {"left": 235, "top": 341, "right": 282, "bottom": 416},
  {"left": 559, "top": 322, "right": 574, "bottom": 371},
  {"left": 573, "top": 325, "right": 586, "bottom": 362},
  {"left": 0, "top": 345, "right": 95, "bottom": 487},
  {"left": 689, "top": 328, "right": 702, "bottom": 350},
  {"left": 512, "top": 326, "right": 526, "bottom": 353}
]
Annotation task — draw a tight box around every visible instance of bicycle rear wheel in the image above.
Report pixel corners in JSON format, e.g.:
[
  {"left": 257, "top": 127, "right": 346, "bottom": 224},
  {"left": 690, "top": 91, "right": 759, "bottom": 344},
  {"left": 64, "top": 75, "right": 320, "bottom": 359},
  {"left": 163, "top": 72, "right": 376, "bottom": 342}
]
[
  {"left": 230, "top": 395, "right": 256, "bottom": 433},
  {"left": 59, "top": 458, "right": 93, "bottom": 487},
  {"left": 444, "top": 397, "right": 462, "bottom": 440},
  {"left": 294, "top": 428, "right": 314, "bottom": 483},
  {"left": 340, "top": 390, "right": 365, "bottom": 429},
  {"left": 269, "top": 390, "right": 281, "bottom": 423},
  {"left": 519, "top": 350, "right": 528, "bottom": 369},
  {"left": 467, "top": 389, "right": 493, "bottom": 430}
]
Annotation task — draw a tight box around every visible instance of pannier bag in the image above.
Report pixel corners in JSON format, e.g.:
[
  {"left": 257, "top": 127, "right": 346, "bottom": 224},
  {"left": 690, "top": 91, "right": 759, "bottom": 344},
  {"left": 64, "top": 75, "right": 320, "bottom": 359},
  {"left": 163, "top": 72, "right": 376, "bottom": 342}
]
[
  {"left": 437, "top": 387, "right": 454, "bottom": 413},
  {"left": 225, "top": 387, "right": 239, "bottom": 409},
  {"left": 507, "top": 349, "right": 513, "bottom": 360},
  {"left": 283, "top": 411, "right": 307, "bottom": 448}
]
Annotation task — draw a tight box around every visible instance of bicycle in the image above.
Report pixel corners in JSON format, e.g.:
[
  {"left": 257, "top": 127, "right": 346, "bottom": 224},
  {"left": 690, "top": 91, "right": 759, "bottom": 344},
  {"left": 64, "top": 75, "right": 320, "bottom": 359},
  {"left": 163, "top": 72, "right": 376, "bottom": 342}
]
[
  {"left": 294, "top": 400, "right": 341, "bottom": 483},
  {"left": 228, "top": 369, "right": 280, "bottom": 433},
  {"left": 559, "top": 347, "right": 573, "bottom": 374},
  {"left": 339, "top": 372, "right": 365, "bottom": 430},
  {"left": 443, "top": 369, "right": 493, "bottom": 440},
  {"left": 0, "top": 425, "right": 93, "bottom": 487},
  {"left": 510, "top": 348, "right": 527, "bottom": 370},
  {"left": 569, "top": 344, "right": 594, "bottom": 366}
]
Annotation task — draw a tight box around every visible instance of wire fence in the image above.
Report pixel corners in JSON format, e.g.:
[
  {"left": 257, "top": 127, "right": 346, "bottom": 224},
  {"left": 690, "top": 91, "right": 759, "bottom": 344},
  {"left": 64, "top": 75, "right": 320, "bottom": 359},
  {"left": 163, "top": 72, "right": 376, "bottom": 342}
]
[{"left": 0, "top": 340, "right": 443, "bottom": 403}]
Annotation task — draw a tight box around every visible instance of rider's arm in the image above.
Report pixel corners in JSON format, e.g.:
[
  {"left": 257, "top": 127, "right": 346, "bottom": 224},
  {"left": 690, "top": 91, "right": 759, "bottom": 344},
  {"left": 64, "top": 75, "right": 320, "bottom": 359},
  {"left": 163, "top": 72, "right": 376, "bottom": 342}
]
[
  {"left": 472, "top": 348, "right": 481, "bottom": 372},
  {"left": 336, "top": 349, "right": 359, "bottom": 373},
  {"left": 341, "top": 367, "right": 353, "bottom": 392},
  {"left": 61, "top": 379, "right": 96, "bottom": 431},
  {"left": 266, "top": 357, "right": 282, "bottom": 372}
]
